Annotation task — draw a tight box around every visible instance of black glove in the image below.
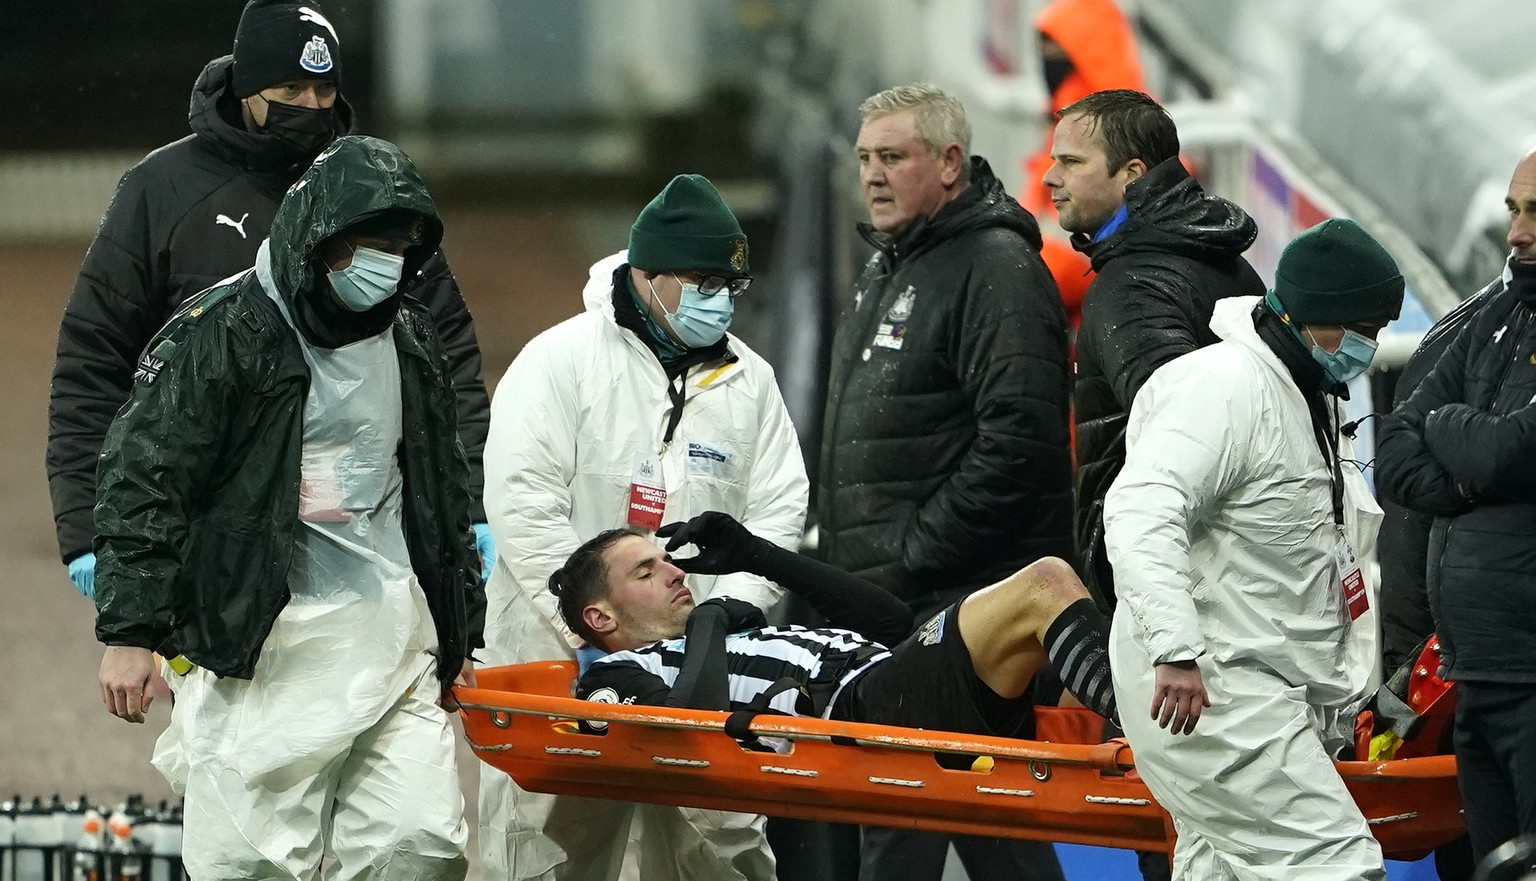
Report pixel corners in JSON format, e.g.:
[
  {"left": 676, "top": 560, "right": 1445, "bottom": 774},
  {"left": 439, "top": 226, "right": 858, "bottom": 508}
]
[
  {"left": 691, "top": 596, "right": 768, "bottom": 634},
  {"left": 665, "top": 596, "right": 768, "bottom": 710},
  {"left": 657, "top": 511, "right": 773, "bottom": 576}
]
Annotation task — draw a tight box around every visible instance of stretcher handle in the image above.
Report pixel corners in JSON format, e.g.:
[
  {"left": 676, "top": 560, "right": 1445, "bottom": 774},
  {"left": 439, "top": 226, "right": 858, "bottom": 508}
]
[
  {"left": 1335, "top": 755, "right": 1458, "bottom": 780},
  {"left": 455, "top": 687, "right": 1136, "bottom": 772}
]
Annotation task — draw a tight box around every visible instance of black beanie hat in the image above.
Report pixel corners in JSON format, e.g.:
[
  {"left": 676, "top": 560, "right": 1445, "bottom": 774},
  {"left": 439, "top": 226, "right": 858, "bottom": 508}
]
[
  {"left": 628, "top": 174, "right": 749, "bottom": 276},
  {"left": 347, "top": 209, "right": 427, "bottom": 244},
  {"left": 231, "top": 0, "right": 342, "bottom": 98},
  {"left": 1272, "top": 218, "right": 1405, "bottom": 325}
]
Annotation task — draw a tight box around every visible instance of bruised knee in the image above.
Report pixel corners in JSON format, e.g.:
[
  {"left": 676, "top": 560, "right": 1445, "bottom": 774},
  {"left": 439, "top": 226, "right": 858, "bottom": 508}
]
[
  {"left": 965, "top": 557, "right": 1086, "bottom": 628},
  {"left": 1018, "top": 556, "right": 1080, "bottom": 588}
]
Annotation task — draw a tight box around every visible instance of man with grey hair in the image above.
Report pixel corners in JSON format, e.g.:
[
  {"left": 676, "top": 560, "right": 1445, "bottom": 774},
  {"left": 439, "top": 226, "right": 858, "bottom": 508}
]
[{"left": 816, "top": 82, "right": 1075, "bottom": 881}]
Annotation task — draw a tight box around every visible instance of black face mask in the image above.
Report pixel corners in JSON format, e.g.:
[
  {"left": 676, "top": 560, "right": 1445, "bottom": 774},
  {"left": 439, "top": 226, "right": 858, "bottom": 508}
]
[
  {"left": 257, "top": 101, "right": 339, "bottom": 165},
  {"left": 1042, "top": 57, "right": 1075, "bottom": 95},
  {"left": 1508, "top": 256, "right": 1536, "bottom": 306}
]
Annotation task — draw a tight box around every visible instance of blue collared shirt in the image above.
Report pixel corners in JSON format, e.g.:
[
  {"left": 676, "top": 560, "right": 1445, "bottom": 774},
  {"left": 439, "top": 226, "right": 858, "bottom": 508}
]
[{"left": 1092, "top": 205, "right": 1130, "bottom": 243}]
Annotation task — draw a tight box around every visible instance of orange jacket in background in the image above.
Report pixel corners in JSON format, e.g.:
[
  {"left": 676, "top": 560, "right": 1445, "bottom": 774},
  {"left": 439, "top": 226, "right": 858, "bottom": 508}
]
[{"left": 1021, "top": 0, "right": 1146, "bottom": 331}]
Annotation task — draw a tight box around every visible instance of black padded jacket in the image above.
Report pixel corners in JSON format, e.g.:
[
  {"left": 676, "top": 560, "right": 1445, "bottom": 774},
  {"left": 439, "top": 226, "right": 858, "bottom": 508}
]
[
  {"left": 46, "top": 55, "right": 490, "bottom": 564},
  {"left": 1377, "top": 265, "right": 1536, "bottom": 682},
  {"left": 1375, "top": 288, "right": 1490, "bottom": 671},
  {"left": 1072, "top": 157, "right": 1263, "bottom": 609},
  {"left": 817, "top": 157, "right": 1073, "bottom": 611}
]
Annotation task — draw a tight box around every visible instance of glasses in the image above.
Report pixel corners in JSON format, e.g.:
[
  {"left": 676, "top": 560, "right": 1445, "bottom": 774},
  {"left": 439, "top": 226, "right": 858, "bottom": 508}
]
[{"left": 674, "top": 273, "right": 752, "bottom": 298}]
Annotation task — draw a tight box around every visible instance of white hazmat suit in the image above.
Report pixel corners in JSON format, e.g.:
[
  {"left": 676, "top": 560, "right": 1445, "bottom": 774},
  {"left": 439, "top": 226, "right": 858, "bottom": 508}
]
[
  {"left": 1106, "top": 296, "right": 1384, "bottom": 880},
  {"left": 477, "top": 251, "right": 809, "bottom": 881}
]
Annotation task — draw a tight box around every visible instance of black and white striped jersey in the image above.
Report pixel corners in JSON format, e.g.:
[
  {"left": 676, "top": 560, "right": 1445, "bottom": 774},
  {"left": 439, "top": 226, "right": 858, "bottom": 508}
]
[{"left": 577, "top": 625, "right": 891, "bottom": 719}]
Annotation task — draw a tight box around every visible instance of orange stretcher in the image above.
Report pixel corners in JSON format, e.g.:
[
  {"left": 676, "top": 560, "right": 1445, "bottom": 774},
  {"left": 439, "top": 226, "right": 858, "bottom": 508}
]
[{"left": 458, "top": 662, "right": 1463, "bottom": 859}]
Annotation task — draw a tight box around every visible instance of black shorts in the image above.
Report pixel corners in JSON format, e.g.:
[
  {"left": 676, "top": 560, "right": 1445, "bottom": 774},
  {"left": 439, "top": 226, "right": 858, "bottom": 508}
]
[{"left": 833, "top": 603, "right": 1038, "bottom": 739}]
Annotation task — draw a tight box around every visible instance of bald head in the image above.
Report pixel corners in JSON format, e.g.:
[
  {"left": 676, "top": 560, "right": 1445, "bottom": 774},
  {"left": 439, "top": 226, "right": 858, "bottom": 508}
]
[{"left": 1509, "top": 147, "right": 1536, "bottom": 264}]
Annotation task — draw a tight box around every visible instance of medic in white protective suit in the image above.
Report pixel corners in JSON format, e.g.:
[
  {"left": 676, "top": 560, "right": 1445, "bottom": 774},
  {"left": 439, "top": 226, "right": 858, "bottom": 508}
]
[
  {"left": 1106, "top": 218, "right": 1405, "bottom": 880},
  {"left": 476, "top": 174, "right": 809, "bottom": 881}
]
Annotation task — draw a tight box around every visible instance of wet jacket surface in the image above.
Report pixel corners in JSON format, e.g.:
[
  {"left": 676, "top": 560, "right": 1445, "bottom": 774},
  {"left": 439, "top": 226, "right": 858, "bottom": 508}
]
[
  {"left": 817, "top": 158, "right": 1073, "bottom": 609},
  {"left": 92, "top": 137, "right": 484, "bottom": 687},
  {"left": 47, "top": 55, "right": 489, "bottom": 565},
  {"left": 1073, "top": 158, "right": 1263, "bottom": 608},
  {"left": 1378, "top": 265, "right": 1536, "bottom": 682}
]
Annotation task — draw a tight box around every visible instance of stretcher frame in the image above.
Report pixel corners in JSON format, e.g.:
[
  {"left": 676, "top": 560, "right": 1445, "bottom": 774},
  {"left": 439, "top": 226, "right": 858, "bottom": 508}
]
[{"left": 459, "top": 662, "right": 1462, "bottom": 858}]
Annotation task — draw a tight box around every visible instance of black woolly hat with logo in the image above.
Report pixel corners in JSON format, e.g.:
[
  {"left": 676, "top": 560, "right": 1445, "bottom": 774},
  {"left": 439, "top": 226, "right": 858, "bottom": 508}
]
[{"left": 231, "top": 0, "right": 343, "bottom": 97}]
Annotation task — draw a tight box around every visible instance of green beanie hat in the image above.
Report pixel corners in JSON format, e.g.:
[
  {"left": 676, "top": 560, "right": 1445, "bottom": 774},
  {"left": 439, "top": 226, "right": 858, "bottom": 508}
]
[
  {"left": 628, "top": 174, "right": 750, "bottom": 276},
  {"left": 1272, "top": 218, "right": 1404, "bottom": 324}
]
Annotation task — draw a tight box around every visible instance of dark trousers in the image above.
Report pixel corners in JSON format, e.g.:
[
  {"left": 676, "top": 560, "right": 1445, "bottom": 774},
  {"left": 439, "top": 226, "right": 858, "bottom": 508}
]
[
  {"left": 1455, "top": 681, "right": 1536, "bottom": 863},
  {"left": 769, "top": 818, "right": 860, "bottom": 881},
  {"left": 858, "top": 827, "right": 1065, "bottom": 881}
]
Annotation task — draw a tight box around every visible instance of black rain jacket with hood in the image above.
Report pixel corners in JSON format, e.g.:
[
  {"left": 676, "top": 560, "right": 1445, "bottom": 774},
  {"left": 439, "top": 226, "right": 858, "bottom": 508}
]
[
  {"left": 92, "top": 136, "right": 484, "bottom": 687},
  {"left": 47, "top": 56, "right": 490, "bottom": 566},
  {"left": 818, "top": 157, "right": 1073, "bottom": 612},
  {"left": 1072, "top": 157, "right": 1264, "bottom": 609}
]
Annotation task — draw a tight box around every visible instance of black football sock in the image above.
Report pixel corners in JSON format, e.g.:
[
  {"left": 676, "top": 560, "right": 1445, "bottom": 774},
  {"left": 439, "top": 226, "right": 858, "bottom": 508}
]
[{"left": 1043, "top": 598, "right": 1118, "bottom": 722}]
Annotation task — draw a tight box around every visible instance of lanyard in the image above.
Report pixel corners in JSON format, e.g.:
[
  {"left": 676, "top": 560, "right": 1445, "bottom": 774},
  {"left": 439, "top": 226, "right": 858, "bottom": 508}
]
[
  {"left": 662, "top": 367, "right": 689, "bottom": 448},
  {"left": 1305, "top": 395, "right": 1346, "bottom": 527}
]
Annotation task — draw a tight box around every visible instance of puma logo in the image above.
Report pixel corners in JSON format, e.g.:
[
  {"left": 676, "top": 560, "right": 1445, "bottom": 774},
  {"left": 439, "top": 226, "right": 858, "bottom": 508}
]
[
  {"left": 215, "top": 212, "right": 250, "bottom": 239},
  {"left": 299, "top": 7, "right": 339, "bottom": 42}
]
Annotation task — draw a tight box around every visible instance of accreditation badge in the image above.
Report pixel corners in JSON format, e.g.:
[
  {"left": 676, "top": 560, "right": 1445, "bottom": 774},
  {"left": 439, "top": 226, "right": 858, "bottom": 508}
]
[
  {"left": 626, "top": 452, "right": 666, "bottom": 532},
  {"left": 1334, "top": 528, "right": 1369, "bottom": 621}
]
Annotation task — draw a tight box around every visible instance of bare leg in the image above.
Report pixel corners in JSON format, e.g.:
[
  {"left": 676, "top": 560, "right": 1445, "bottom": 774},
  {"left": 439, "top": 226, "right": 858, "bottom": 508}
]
[{"left": 955, "top": 557, "right": 1090, "bottom": 699}]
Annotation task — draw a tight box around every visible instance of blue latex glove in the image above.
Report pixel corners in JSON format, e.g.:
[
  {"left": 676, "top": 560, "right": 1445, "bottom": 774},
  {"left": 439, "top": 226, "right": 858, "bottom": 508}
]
[
  {"left": 472, "top": 523, "right": 495, "bottom": 582},
  {"left": 576, "top": 644, "right": 606, "bottom": 676},
  {"left": 68, "top": 552, "right": 96, "bottom": 600}
]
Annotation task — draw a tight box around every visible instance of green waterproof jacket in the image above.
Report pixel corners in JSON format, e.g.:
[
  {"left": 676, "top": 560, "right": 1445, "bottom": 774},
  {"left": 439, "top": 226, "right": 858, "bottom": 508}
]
[{"left": 93, "top": 136, "right": 485, "bottom": 686}]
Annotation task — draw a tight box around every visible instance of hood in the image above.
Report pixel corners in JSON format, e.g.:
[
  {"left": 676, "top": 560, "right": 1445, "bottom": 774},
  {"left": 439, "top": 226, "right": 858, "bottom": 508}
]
[
  {"left": 1210, "top": 295, "right": 1264, "bottom": 343},
  {"left": 1082, "top": 157, "right": 1258, "bottom": 270},
  {"left": 266, "top": 135, "right": 444, "bottom": 312},
  {"left": 860, "top": 156, "right": 1043, "bottom": 259},
  {"left": 582, "top": 251, "right": 630, "bottom": 319},
  {"left": 1036, "top": 0, "right": 1145, "bottom": 108},
  {"left": 1216, "top": 294, "right": 1337, "bottom": 397},
  {"left": 189, "top": 55, "right": 356, "bottom": 177}
]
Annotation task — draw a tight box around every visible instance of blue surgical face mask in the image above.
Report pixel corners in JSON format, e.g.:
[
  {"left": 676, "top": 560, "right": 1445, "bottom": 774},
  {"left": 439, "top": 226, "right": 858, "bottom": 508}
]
[
  {"left": 647, "top": 275, "right": 734, "bottom": 348},
  {"left": 327, "top": 246, "right": 405, "bottom": 311},
  {"left": 1308, "top": 327, "right": 1378, "bottom": 385}
]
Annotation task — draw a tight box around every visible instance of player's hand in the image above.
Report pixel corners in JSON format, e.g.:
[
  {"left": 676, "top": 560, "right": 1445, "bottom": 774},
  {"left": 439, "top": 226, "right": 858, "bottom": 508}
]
[
  {"left": 1150, "top": 659, "right": 1210, "bottom": 736},
  {"left": 99, "top": 646, "right": 159, "bottom": 723},
  {"left": 657, "top": 512, "right": 772, "bottom": 576}
]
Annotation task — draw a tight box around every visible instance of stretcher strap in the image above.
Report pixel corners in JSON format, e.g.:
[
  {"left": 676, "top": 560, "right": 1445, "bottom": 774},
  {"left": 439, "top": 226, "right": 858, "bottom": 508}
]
[{"left": 725, "top": 677, "right": 804, "bottom": 748}]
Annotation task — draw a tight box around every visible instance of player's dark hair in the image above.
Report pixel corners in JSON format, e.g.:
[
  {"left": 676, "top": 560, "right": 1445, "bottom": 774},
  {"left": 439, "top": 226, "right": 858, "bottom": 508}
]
[{"left": 549, "top": 527, "right": 645, "bottom": 645}]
